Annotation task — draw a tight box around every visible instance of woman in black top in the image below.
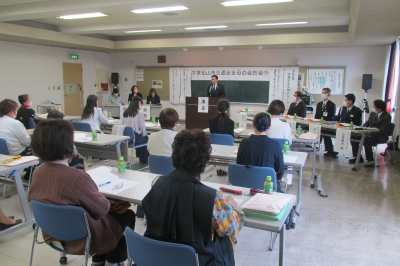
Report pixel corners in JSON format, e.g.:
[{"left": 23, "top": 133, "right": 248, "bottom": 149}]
[
  {"left": 209, "top": 99, "right": 234, "bottom": 137},
  {"left": 236, "top": 112, "right": 284, "bottom": 192},
  {"left": 146, "top": 88, "right": 160, "bottom": 104},
  {"left": 128, "top": 85, "right": 142, "bottom": 102}
]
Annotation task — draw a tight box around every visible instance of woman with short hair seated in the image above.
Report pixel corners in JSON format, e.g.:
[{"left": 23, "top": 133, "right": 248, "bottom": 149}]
[
  {"left": 142, "top": 129, "right": 245, "bottom": 266},
  {"left": 237, "top": 112, "right": 285, "bottom": 192},
  {"left": 147, "top": 108, "right": 179, "bottom": 156},
  {"left": 267, "top": 100, "right": 292, "bottom": 144},
  {"left": 28, "top": 119, "right": 135, "bottom": 266}
]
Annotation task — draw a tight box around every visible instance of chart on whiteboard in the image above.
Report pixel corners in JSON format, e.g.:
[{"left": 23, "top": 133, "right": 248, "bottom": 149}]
[{"left": 307, "top": 69, "right": 344, "bottom": 95}]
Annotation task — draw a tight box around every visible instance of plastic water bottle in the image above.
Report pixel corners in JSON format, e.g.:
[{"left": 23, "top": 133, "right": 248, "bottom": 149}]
[
  {"left": 264, "top": 176, "right": 274, "bottom": 195},
  {"left": 296, "top": 125, "right": 302, "bottom": 136},
  {"left": 293, "top": 113, "right": 297, "bottom": 121},
  {"left": 111, "top": 100, "right": 114, "bottom": 105},
  {"left": 234, "top": 121, "right": 237, "bottom": 129},
  {"left": 118, "top": 157, "right": 126, "bottom": 173},
  {"left": 349, "top": 121, "right": 354, "bottom": 130},
  {"left": 245, "top": 106, "right": 248, "bottom": 113},
  {"left": 92, "top": 130, "right": 97, "bottom": 141},
  {"left": 129, "top": 101, "right": 131, "bottom": 105},
  {"left": 149, "top": 101, "right": 152, "bottom": 107},
  {"left": 108, "top": 112, "right": 112, "bottom": 118},
  {"left": 152, "top": 115, "right": 156, "bottom": 123},
  {"left": 283, "top": 141, "right": 290, "bottom": 154},
  {"left": 320, "top": 117, "right": 324, "bottom": 125}
]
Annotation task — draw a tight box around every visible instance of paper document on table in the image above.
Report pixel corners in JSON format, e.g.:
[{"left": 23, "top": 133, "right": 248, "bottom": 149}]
[
  {"left": 283, "top": 155, "right": 297, "bottom": 163},
  {"left": 241, "top": 193, "right": 290, "bottom": 214},
  {"left": 145, "top": 123, "right": 155, "bottom": 127},
  {"left": 234, "top": 128, "right": 245, "bottom": 134},
  {"left": 37, "top": 113, "right": 48, "bottom": 118},
  {"left": 0, "top": 156, "right": 38, "bottom": 166},
  {"left": 232, "top": 149, "right": 238, "bottom": 154},
  {"left": 298, "top": 132, "right": 317, "bottom": 140},
  {"left": 74, "top": 137, "right": 92, "bottom": 142},
  {"left": 340, "top": 123, "right": 350, "bottom": 127},
  {"left": 99, "top": 179, "right": 140, "bottom": 195},
  {"left": 87, "top": 167, "right": 119, "bottom": 186},
  {"left": 234, "top": 199, "right": 244, "bottom": 207}
]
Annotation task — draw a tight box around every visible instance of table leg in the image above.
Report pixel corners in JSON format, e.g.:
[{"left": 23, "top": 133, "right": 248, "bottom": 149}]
[
  {"left": 353, "top": 133, "right": 366, "bottom": 171},
  {"left": 296, "top": 166, "right": 302, "bottom": 213},
  {"left": 279, "top": 226, "right": 285, "bottom": 266}
]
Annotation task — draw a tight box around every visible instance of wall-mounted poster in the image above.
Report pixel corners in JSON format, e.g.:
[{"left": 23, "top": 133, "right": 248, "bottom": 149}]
[
  {"left": 136, "top": 69, "right": 144, "bottom": 81},
  {"left": 152, "top": 80, "right": 162, "bottom": 89}
]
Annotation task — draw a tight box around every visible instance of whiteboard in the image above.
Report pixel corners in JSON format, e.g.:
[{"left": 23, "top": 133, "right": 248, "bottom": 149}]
[{"left": 307, "top": 68, "right": 345, "bottom": 95}]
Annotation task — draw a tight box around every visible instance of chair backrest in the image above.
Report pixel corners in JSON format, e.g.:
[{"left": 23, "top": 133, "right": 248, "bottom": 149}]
[
  {"left": 30, "top": 200, "right": 90, "bottom": 241},
  {"left": 28, "top": 117, "right": 35, "bottom": 129},
  {"left": 270, "top": 138, "right": 290, "bottom": 150},
  {"left": 206, "top": 133, "right": 234, "bottom": 146},
  {"left": 123, "top": 126, "right": 135, "bottom": 142},
  {"left": 125, "top": 227, "right": 199, "bottom": 266},
  {"left": 389, "top": 123, "right": 395, "bottom": 137},
  {"left": 71, "top": 122, "right": 92, "bottom": 133},
  {"left": 0, "top": 138, "right": 10, "bottom": 155},
  {"left": 149, "top": 155, "right": 175, "bottom": 175},
  {"left": 228, "top": 164, "right": 276, "bottom": 190}
]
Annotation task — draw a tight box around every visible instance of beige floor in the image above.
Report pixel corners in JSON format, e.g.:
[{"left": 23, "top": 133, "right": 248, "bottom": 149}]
[{"left": 0, "top": 143, "right": 399, "bottom": 266}]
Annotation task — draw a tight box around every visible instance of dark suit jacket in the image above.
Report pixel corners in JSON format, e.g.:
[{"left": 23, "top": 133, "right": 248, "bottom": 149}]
[
  {"left": 128, "top": 93, "right": 143, "bottom": 102},
  {"left": 16, "top": 107, "right": 40, "bottom": 129},
  {"left": 146, "top": 95, "right": 160, "bottom": 104},
  {"left": 315, "top": 100, "right": 336, "bottom": 121},
  {"left": 287, "top": 101, "right": 307, "bottom": 117},
  {"left": 363, "top": 111, "right": 392, "bottom": 142},
  {"left": 334, "top": 106, "right": 362, "bottom": 126},
  {"left": 207, "top": 83, "right": 225, "bottom": 97},
  {"left": 209, "top": 114, "right": 234, "bottom": 137}
]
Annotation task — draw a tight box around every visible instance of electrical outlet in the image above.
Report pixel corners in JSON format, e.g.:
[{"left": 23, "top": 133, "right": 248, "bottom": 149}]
[
  {"left": 57, "top": 86, "right": 60, "bottom": 90},
  {"left": 125, "top": 78, "right": 128, "bottom": 81}
]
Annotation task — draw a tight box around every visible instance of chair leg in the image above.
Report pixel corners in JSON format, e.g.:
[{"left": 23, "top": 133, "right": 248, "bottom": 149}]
[
  {"left": 83, "top": 236, "right": 91, "bottom": 266},
  {"left": 29, "top": 225, "right": 39, "bottom": 266},
  {"left": 130, "top": 147, "right": 134, "bottom": 170}
]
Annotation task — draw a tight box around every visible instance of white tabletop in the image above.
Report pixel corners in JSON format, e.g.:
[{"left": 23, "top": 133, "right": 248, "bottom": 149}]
[
  {"left": 106, "top": 119, "right": 181, "bottom": 130},
  {"left": 74, "top": 131, "right": 129, "bottom": 146},
  {"left": 211, "top": 144, "right": 308, "bottom": 167}
]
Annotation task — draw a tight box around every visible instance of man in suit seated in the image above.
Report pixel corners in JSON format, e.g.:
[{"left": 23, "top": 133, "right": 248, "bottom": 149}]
[
  {"left": 350, "top": 99, "right": 392, "bottom": 166},
  {"left": 287, "top": 91, "right": 307, "bottom": 118},
  {"left": 207, "top": 75, "right": 225, "bottom": 97},
  {"left": 315, "top": 88, "right": 337, "bottom": 157}
]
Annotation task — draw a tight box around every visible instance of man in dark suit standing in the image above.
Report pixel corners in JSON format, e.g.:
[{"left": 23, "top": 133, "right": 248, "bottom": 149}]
[
  {"left": 315, "top": 88, "right": 337, "bottom": 157},
  {"left": 287, "top": 91, "right": 307, "bottom": 117},
  {"left": 350, "top": 99, "right": 392, "bottom": 166},
  {"left": 207, "top": 75, "right": 225, "bottom": 97}
]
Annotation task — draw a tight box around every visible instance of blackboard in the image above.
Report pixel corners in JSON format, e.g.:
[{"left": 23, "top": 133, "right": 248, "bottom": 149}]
[{"left": 191, "top": 80, "right": 269, "bottom": 103}]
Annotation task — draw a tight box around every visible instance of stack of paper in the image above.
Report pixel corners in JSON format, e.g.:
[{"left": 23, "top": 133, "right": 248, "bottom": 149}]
[
  {"left": 0, "top": 156, "right": 38, "bottom": 166},
  {"left": 37, "top": 114, "right": 48, "bottom": 118},
  {"left": 241, "top": 193, "right": 291, "bottom": 221},
  {"left": 298, "top": 132, "right": 317, "bottom": 140},
  {"left": 234, "top": 128, "right": 245, "bottom": 134},
  {"left": 340, "top": 123, "right": 350, "bottom": 127},
  {"left": 87, "top": 166, "right": 119, "bottom": 186},
  {"left": 74, "top": 133, "right": 92, "bottom": 142}
]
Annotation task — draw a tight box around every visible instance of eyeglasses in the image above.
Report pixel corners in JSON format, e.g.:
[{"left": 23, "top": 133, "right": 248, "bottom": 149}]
[{"left": 112, "top": 182, "right": 124, "bottom": 190}]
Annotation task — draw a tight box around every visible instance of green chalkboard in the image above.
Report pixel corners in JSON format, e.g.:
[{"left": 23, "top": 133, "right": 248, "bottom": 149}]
[{"left": 191, "top": 80, "right": 269, "bottom": 103}]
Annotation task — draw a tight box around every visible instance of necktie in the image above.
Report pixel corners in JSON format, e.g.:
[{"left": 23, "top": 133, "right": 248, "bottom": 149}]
[{"left": 213, "top": 85, "right": 216, "bottom": 92}]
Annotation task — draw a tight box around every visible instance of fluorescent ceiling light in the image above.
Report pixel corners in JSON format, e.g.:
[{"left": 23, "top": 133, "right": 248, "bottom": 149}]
[
  {"left": 131, "top": 6, "right": 188, "bottom": 14},
  {"left": 57, "top": 12, "right": 107, "bottom": 19},
  {"left": 256, "top": 21, "right": 308, "bottom": 26},
  {"left": 221, "top": 0, "right": 293, "bottom": 7},
  {"left": 124, "top": 29, "right": 162, "bottom": 33},
  {"left": 184, "top": 26, "right": 228, "bottom": 30}
]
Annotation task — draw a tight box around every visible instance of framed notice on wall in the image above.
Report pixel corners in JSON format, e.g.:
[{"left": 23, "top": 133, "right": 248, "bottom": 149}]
[{"left": 307, "top": 68, "right": 345, "bottom": 95}]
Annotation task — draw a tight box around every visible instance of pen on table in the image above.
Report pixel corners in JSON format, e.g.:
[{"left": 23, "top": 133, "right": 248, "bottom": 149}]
[
  {"left": 2, "top": 156, "right": 22, "bottom": 164},
  {"left": 99, "top": 181, "right": 111, "bottom": 188}
]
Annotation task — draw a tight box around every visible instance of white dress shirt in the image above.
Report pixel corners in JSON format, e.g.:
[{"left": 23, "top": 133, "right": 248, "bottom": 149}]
[
  {"left": 147, "top": 129, "right": 177, "bottom": 156},
  {"left": 266, "top": 117, "right": 292, "bottom": 144},
  {"left": 81, "top": 107, "right": 109, "bottom": 132},
  {"left": 0, "top": 115, "right": 31, "bottom": 155}
]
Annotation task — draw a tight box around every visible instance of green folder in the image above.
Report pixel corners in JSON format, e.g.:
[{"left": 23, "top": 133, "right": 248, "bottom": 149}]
[{"left": 243, "top": 203, "right": 290, "bottom": 221}]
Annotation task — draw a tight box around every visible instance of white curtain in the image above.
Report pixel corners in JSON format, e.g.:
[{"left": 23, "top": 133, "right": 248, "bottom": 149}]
[{"left": 390, "top": 39, "right": 400, "bottom": 148}]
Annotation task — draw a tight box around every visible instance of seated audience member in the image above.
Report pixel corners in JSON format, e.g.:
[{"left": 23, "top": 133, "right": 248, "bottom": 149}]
[
  {"left": 350, "top": 99, "right": 392, "bottom": 166},
  {"left": 142, "top": 129, "right": 244, "bottom": 266},
  {"left": 0, "top": 99, "right": 31, "bottom": 156},
  {"left": 209, "top": 99, "right": 234, "bottom": 137},
  {"left": 16, "top": 94, "right": 40, "bottom": 129},
  {"left": 146, "top": 88, "right": 160, "bottom": 105},
  {"left": 28, "top": 119, "right": 135, "bottom": 266},
  {"left": 128, "top": 85, "right": 142, "bottom": 102},
  {"left": 81, "top": 95, "right": 109, "bottom": 133},
  {"left": 237, "top": 112, "right": 284, "bottom": 192},
  {"left": 287, "top": 91, "right": 307, "bottom": 117},
  {"left": 0, "top": 206, "right": 21, "bottom": 231},
  {"left": 267, "top": 100, "right": 292, "bottom": 144},
  {"left": 314, "top": 88, "right": 337, "bottom": 157},
  {"left": 108, "top": 88, "right": 125, "bottom": 105},
  {"left": 122, "top": 96, "right": 149, "bottom": 163},
  {"left": 47, "top": 110, "right": 84, "bottom": 169},
  {"left": 147, "top": 108, "right": 179, "bottom": 156}
]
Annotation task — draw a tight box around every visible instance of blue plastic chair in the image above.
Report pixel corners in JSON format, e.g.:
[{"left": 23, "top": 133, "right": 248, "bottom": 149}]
[
  {"left": 206, "top": 133, "right": 234, "bottom": 146},
  {"left": 71, "top": 121, "right": 92, "bottom": 133},
  {"left": 125, "top": 227, "right": 199, "bottom": 266},
  {"left": 228, "top": 163, "right": 276, "bottom": 190},
  {"left": 270, "top": 138, "right": 290, "bottom": 151},
  {"left": 149, "top": 155, "right": 175, "bottom": 175},
  {"left": 27, "top": 118, "right": 35, "bottom": 129},
  {"left": 29, "top": 200, "right": 92, "bottom": 266},
  {"left": 0, "top": 138, "right": 9, "bottom": 155},
  {"left": 123, "top": 126, "right": 148, "bottom": 170}
]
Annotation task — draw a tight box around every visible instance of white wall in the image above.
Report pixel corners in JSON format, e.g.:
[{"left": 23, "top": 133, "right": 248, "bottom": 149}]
[
  {"left": 0, "top": 41, "right": 110, "bottom": 113},
  {"left": 110, "top": 46, "right": 387, "bottom": 122}
]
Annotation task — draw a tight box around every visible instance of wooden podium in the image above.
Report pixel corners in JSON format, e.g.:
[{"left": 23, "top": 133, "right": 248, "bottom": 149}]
[{"left": 185, "top": 97, "right": 229, "bottom": 130}]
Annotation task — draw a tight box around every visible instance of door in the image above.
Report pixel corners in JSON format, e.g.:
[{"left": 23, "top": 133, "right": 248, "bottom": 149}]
[{"left": 63, "top": 63, "right": 84, "bottom": 116}]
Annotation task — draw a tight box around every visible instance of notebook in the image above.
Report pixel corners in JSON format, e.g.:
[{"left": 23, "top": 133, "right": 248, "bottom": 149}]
[{"left": 241, "top": 193, "right": 291, "bottom": 221}]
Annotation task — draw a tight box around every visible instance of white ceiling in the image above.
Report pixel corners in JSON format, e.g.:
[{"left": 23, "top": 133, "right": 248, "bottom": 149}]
[{"left": 0, "top": 0, "right": 399, "bottom": 51}]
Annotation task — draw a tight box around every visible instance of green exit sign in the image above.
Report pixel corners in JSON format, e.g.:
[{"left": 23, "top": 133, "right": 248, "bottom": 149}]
[{"left": 69, "top": 54, "right": 79, "bottom": 60}]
